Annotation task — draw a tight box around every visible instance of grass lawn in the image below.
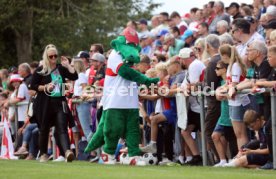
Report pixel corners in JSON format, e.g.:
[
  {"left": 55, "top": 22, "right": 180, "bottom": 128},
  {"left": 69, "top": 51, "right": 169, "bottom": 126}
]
[{"left": 0, "top": 160, "right": 275, "bottom": 179}]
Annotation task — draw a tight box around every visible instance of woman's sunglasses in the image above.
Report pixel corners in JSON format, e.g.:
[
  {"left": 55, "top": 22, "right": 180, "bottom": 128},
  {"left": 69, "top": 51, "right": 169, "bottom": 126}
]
[
  {"left": 48, "top": 54, "right": 58, "bottom": 59},
  {"left": 195, "top": 47, "right": 202, "bottom": 52},
  {"left": 215, "top": 66, "right": 223, "bottom": 70}
]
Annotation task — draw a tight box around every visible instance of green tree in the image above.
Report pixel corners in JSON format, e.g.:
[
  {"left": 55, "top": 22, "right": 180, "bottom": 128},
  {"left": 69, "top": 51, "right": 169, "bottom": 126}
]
[{"left": 0, "top": 0, "right": 160, "bottom": 67}]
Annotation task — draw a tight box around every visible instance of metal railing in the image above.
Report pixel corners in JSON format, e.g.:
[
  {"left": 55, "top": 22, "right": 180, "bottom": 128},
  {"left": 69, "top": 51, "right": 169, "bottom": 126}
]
[
  {"left": 12, "top": 89, "right": 276, "bottom": 169},
  {"left": 198, "top": 88, "right": 276, "bottom": 169}
]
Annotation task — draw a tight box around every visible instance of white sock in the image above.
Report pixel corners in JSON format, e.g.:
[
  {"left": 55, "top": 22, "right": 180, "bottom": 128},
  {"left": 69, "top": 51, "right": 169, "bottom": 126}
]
[
  {"left": 185, "top": 156, "right": 193, "bottom": 163},
  {"left": 220, "top": 159, "right": 227, "bottom": 164},
  {"left": 178, "top": 156, "right": 184, "bottom": 164},
  {"left": 150, "top": 141, "right": 156, "bottom": 144}
]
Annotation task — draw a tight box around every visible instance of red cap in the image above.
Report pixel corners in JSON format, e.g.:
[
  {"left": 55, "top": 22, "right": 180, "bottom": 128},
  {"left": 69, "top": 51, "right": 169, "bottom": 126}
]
[
  {"left": 98, "top": 78, "right": 105, "bottom": 87},
  {"left": 182, "top": 13, "right": 190, "bottom": 19},
  {"left": 122, "top": 27, "right": 139, "bottom": 45}
]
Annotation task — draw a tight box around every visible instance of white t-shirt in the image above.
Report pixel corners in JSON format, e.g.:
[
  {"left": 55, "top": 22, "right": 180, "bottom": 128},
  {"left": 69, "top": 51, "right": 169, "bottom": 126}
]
[
  {"left": 236, "top": 37, "right": 255, "bottom": 59},
  {"left": 85, "top": 68, "right": 90, "bottom": 78},
  {"left": 74, "top": 72, "right": 88, "bottom": 97},
  {"left": 17, "top": 83, "right": 30, "bottom": 122},
  {"left": 101, "top": 50, "right": 139, "bottom": 110},
  {"left": 251, "top": 32, "right": 265, "bottom": 43},
  {"left": 226, "top": 62, "right": 247, "bottom": 106},
  {"left": 236, "top": 33, "right": 263, "bottom": 59},
  {"left": 181, "top": 59, "right": 206, "bottom": 113},
  {"left": 8, "top": 91, "right": 16, "bottom": 121}
]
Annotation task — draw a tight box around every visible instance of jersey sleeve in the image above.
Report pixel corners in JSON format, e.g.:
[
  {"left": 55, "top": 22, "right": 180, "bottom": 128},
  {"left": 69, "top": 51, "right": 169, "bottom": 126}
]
[
  {"left": 231, "top": 63, "right": 242, "bottom": 83},
  {"left": 78, "top": 73, "right": 88, "bottom": 84},
  {"left": 108, "top": 51, "right": 124, "bottom": 74},
  {"left": 17, "top": 84, "right": 27, "bottom": 100}
]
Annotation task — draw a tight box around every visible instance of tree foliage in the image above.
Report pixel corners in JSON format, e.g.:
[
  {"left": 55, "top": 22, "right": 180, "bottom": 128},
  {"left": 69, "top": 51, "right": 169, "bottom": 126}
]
[{"left": 0, "top": 0, "right": 160, "bottom": 68}]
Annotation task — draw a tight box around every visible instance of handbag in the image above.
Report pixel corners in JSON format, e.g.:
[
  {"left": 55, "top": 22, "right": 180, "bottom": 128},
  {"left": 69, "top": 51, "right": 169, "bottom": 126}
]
[{"left": 27, "top": 94, "right": 37, "bottom": 118}]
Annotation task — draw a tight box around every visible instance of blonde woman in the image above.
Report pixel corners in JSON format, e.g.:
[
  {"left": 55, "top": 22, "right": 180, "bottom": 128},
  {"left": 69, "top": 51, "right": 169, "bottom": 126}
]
[
  {"left": 194, "top": 38, "right": 210, "bottom": 66},
  {"left": 73, "top": 59, "right": 93, "bottom": 141},
  {"left": 219, "top": 44, "right": 249, "bottom": 150},
  {"left": 269, "top": 30, "right": 276, "bottom": 46},
  {"left": 30, "top": 44, "right": 78, "bottom": 162}
]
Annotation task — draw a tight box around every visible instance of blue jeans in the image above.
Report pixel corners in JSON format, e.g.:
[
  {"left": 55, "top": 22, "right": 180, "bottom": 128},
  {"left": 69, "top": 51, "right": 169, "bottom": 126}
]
[
  {"left": 76, "top": 103, "right": 93, "bottom": 140},
  {"left": 23, "top": 123, "right": 38, "bottom": 144},
  {"left": 29, "top": 127, "right": 39, "bottom": 156},
  {"left": 23, "top": 123, "right": 39, "bottom": 156}
]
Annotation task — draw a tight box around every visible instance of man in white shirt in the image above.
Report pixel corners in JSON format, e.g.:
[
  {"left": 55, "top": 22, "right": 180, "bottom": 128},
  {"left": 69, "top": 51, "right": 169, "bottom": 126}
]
[
  {"left": 179, "top": 48, "right": 206, "bottom": 165},
  {"left": 232, "top": 18, "right": 253, "bottom": 59}
]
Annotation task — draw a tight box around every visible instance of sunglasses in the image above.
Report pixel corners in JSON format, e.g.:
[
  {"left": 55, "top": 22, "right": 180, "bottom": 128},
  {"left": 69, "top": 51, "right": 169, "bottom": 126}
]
[
  {"left": 48, "top": 54, "right": 58, "bottom": 59},
  {"left": 231, "top": 28, "right": 239, "bottom": 34},
  {"left": 215, "top": 66, "right": 223, "bottom": 70},
  {"left": 195, "top": 47, "right": 202, "bottom": 52}
]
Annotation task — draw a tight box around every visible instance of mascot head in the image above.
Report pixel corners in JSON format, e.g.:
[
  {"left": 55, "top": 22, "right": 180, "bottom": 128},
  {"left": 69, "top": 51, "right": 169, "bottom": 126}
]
[{"left": 111, "top": 27, "right": 141, "bottom": 65}]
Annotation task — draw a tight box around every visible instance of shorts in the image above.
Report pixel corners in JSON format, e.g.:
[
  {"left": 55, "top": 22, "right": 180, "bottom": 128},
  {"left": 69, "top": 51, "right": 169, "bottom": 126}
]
[
  {"left": 229, "top": 105, "right": 246, "bottom": 122},
  {"left": 213, "top": 124, "right": 233, "bottom": 134},
  {"left": 187, "top": 110, "right": 201, "bottom": 132},
  {"left": 213, "top": 124, "right": 225, "bottom": 134},
  {"left": 163, "top": 109, "right": 177, "bottom": 125},
  {"left": 247, "top": 154, "right": 269, "bottom": 166}
]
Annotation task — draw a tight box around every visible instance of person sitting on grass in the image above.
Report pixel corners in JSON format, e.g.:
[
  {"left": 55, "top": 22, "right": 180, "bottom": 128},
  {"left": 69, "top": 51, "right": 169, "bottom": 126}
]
[{"left": 224, "top": 110, "right": 270, "bottom": 168}]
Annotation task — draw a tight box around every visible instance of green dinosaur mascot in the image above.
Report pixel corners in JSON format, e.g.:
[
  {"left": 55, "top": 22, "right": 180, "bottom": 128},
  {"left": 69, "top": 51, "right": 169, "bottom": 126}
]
[{"left": 85, "top": 27, "right": 159, "bottom": 165}]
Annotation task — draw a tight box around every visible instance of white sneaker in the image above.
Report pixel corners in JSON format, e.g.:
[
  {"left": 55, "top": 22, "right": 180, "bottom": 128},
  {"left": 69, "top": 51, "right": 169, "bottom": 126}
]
[
  {"left": 159, "top": 158, "right": 173, "bottom": 165},
  {"left": 214, "top": 161, "right": 227, "bottom": 167},
  {"left": 101, "top": 152, "right": 116, "bottom": 165},
  {"left": 140, "top": 143, "right": 157, "bottom": 153},
  {"left": 223, "top": 161, "right": 236, "bottom": 167},
  {"left": 53, "top": 156, "right": 65, "bottom": 162}
]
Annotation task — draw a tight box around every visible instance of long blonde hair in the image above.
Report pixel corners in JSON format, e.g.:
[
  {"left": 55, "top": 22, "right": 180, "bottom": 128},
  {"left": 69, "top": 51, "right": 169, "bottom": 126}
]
[
  {"left": 219, "top": 44, "right": 247, "bottom": 76},
  {"left": 38, "top": 44, "right": 58, "bottom": 75},
  {"left": 73, "top": 59, "right": 86, "bottom": 74}
]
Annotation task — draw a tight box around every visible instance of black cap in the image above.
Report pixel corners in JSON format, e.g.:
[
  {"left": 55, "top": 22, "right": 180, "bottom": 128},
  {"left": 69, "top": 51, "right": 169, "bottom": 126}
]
[
  {"left": 244, "top": 16, "right": 256, "bottom": 24},
  {"left": 228, "top": 2, "right": 240, "bottom": 9},
  {"left": 263, "top": 20, "right": 276, "bottom": 29},
  {"left": 138, "top": 18, "right": 148, "bottom": 26},
  {"left": 76, "top": 51, "right": 90, "bottom": 59}
]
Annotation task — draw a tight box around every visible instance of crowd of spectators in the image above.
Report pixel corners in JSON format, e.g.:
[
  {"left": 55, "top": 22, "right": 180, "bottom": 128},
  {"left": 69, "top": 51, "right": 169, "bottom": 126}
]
[{"left": 0, "top": 0, "right": 276, "bottom": 169}]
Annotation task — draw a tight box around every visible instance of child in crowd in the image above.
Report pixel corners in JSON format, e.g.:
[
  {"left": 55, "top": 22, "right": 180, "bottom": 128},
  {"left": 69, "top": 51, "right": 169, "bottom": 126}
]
[
  {"left": 213, "top": 60, "right": 237, "bottom": 167},
  {"left": 225, "top": 110, "right": 270, "bottom": 168},
  {"left": 219, "top": 44, "right": 249, "bottom": 150}
]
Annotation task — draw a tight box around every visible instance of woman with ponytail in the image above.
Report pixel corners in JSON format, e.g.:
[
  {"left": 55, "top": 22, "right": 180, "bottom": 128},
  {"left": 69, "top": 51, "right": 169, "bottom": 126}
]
[{"left": 219, "top": 44, "right": 249, "bottom": 151}]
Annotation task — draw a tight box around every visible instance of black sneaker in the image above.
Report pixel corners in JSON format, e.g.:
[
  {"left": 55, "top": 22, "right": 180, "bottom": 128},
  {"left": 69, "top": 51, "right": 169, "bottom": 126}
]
[
  {"left": 176, "top": 160, "right": 184, "bottom": 165},
  {"left": 185, "top": 156, "right": 202, "bottom": 166},
  {"left": 259, "top": 161, "right": 273, "bottom": 170}
]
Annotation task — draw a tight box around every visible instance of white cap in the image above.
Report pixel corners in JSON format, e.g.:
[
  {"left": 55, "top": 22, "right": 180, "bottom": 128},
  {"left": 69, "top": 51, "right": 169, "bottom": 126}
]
[
  {"left": 9, "top": 74, "right": 23, "bottom": 83},
  {"left": 266, "top": 5, "right": 276, "bottom": 16},
  {"left": 91, "top": 53, "right": 105, "bottom": 63},
  {"left": 178, "top": 48, "right": 193, "bottom": 59}
]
